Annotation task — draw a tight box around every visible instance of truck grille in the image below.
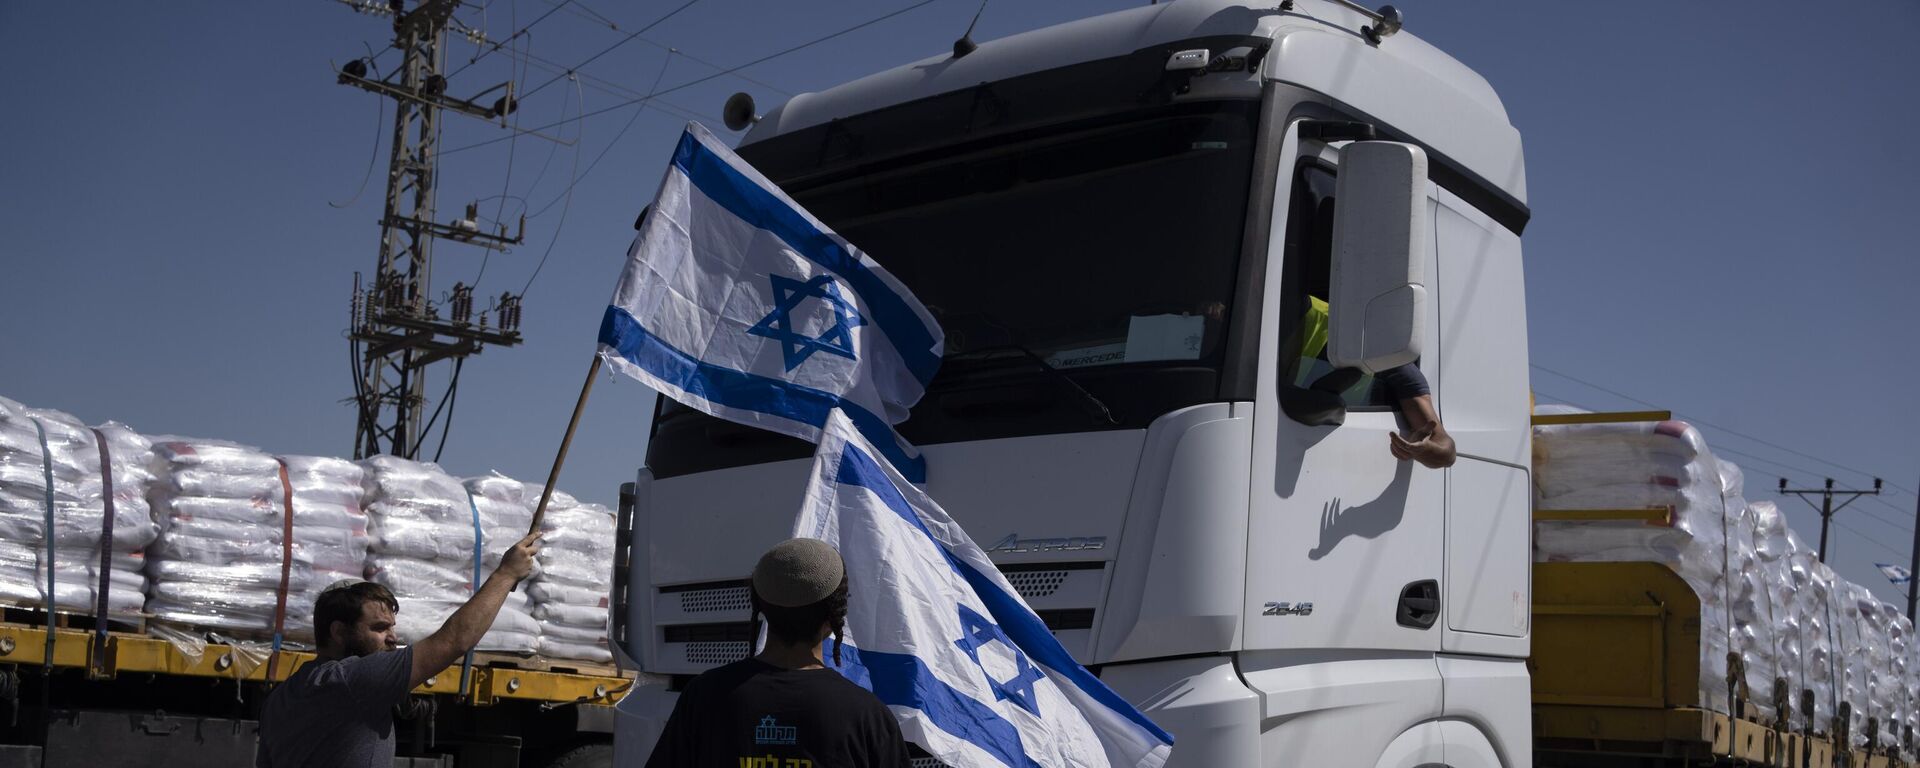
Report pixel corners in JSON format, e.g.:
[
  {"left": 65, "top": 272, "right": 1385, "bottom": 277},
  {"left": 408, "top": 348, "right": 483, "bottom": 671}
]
[
  {"left": 684, "top": 641, "right": 751, "bottom": 665},
  {"left": 676, "top": 586, "right": 750, "bottom": 613},
  {"left": 1003, "top": 569, "right": 1070, "bottom": 598}
]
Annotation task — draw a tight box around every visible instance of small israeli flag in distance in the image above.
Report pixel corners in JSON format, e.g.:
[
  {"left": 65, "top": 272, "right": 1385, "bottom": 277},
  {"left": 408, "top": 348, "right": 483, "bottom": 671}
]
[
  {"left": 797, "top": 410, "right": 1174, "bottom": 768},
  {"left": 1877, "top": 563, "right": 1913, "bottom": 586},
  {"left": 597, "top": 122, "right": 944, "bottom": 480}
]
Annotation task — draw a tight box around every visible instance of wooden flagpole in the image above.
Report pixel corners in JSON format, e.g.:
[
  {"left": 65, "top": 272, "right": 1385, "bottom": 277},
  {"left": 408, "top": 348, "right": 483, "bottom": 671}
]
[{"left": 529, "top": 354, "right": 604, "bottom": 535}]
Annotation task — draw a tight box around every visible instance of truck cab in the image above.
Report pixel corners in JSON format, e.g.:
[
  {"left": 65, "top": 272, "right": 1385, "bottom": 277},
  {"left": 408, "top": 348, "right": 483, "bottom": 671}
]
[{"left": 613, "top": 2, "right": 1534, "bottom": 765}]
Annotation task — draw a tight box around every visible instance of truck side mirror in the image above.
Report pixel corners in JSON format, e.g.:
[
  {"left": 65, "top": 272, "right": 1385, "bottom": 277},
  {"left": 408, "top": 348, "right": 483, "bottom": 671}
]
[{"left": 1327, "top": 141, "right": 1429, "bottom": 374}]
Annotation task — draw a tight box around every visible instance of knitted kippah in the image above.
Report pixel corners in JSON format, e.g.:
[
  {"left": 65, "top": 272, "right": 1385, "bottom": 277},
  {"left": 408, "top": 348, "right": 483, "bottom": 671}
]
[{"left": 751, "top": 538, "right": 846, "bottom": 608}]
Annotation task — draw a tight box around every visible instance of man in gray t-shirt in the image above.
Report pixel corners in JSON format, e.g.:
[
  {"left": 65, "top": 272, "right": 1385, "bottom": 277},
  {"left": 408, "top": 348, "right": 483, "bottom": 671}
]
[{"left": 257, "top": 532, "right": 542, "bottom": 768}]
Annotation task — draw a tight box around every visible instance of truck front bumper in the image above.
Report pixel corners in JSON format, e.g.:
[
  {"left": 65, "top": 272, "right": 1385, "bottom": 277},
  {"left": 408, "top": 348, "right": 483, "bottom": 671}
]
[{"left": 611, "top": 680, "right": 679, "bottom": 765}]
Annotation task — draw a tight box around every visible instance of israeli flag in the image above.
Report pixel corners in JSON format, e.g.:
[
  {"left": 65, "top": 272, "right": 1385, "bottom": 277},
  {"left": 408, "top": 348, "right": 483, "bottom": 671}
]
[
  {"left": 1877, "top": 563, "right": 1912, "bottom": 586},
  {"left": 796, "top": 410, "right": 1174, "bottom": 768},
  {"left": 598, "top": 123, "right": 943, "bottom": 480}
]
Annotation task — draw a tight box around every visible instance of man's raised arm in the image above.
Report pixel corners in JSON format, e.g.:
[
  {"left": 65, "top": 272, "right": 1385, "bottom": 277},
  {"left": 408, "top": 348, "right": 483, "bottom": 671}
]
[{"left": 408, "top": 532, "right": 543, "bottom": 688}]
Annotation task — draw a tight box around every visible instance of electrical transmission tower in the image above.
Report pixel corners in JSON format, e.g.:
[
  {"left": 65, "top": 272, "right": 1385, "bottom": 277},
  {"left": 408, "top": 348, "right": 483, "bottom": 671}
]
[{"left": 335, "top": 0, "right": 526, "bottom": 459}]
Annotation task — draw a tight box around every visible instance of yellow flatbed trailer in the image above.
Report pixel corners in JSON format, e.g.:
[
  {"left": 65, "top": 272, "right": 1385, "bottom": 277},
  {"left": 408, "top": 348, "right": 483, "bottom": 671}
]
[
  {"left": 1530, "top": 411, "right": 1907, "bottom": 768},
  {"left": 1532, "top": 561, "right": 1902, "bottom": 768},
  {"left": 0, "top": 617, "right": 633, "bottom": 767}
]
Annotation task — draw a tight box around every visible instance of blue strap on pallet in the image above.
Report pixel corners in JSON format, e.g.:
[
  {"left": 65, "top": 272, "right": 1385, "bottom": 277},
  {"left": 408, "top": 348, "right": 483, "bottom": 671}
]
[
  {"left": 87, "top": 427, "right": 117, "bottom": 678},
  {"left": 458, "top": 490, "right": 483, "bottom": 694},
  {"left": 31, "top": 419, "right": 56, "bottom": 672},
  {"left": 31, "top": 418, "right": 58, "bottom": 768}
]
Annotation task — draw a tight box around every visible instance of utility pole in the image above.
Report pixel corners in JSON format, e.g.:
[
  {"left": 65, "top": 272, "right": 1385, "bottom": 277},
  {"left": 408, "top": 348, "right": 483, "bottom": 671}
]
[
  {"left": 1779, "top": 476, "right": 1883, "bottom": 563},
  {"left": 335, "top": 0, "right": 526, "bottom": 459},
  {"left": 1907, "top": 476, "right": 1920, "bottom": 621}
]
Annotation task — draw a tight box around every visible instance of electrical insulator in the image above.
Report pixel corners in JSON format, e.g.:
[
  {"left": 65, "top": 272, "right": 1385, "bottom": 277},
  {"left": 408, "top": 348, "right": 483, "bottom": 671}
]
[
  {"left": 496, "top": 293, "right": 522, "bottom": 332},
  {"left": 450, "top": 283, "right": 473, "bottom": 325}
]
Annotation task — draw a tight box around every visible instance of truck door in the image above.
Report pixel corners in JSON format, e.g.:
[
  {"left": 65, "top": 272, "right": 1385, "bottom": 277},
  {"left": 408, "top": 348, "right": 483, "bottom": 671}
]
[
  {"left": 1432, "top": 187, "right": 1532, "bottom": 656},
  {"left": 1236, "top": 134, "right": 1448, "bottom": 765},
  {"left": 1245, "top": 144, "right": 1447, "bottom": 657}
]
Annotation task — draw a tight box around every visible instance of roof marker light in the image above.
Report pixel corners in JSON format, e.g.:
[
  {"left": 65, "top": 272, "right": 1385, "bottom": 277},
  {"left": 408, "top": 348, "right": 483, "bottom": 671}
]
[{"left": 1166, "top": 49, "right": 1210, "bottom": 72}]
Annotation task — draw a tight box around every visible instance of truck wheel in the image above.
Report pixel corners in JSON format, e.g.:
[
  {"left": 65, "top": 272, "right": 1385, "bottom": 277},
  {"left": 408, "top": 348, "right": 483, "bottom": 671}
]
[{"left": 545, "top": 743, "right": 613, "bottom": 768}]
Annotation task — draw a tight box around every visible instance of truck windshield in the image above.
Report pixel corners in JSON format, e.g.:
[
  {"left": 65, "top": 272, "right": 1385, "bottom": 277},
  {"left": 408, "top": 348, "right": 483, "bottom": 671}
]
[
  {"left": 648, "top": 99, "right": 1260, "bottom": 478},
  {"left": 790, "top": 101, "right": 1255, "bottom": 371}
]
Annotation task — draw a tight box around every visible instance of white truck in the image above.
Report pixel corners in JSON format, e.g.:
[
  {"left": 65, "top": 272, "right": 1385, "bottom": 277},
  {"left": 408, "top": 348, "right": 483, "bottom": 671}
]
[{"left": 612, "top": 1, "right": 1536, "bottom": 765}]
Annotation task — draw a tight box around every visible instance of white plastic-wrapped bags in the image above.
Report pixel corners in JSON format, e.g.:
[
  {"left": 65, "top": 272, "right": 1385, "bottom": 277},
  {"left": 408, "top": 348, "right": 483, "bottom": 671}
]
[
  {"left": 1534, "top": 406, "right": 1733, "bottom": 713},
  {"left": 0, "top": 396, "right": 156, "bottom": 617},
  {"left": 361, "top": 457, "right": 538, "bottom": 653},
  {"left": 1534, "top": 405, "right": 1912, "bottom": 742},
  {"left": 145, "top": 441, "right": 369, "bottom": 641},
  {"left": 532, "top": 493, "right": 615, "bottom": 663},
  {"left": 452, "top": 471, "right": 614, "bottom": 662}
]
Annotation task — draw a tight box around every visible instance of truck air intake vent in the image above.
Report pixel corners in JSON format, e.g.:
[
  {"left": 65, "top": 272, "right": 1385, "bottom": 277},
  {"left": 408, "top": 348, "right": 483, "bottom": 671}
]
[
  {"left": 678, "top": 586, "right": 751, "bottom": 613},
  {"left": 1036, "top": 609, "right": 1095, "bottom": 631},
  {"left": 1004, "top": 570, "right": 1070, "bottom": 598},
  {"left": 665, "top": 621, "right": 756, "bottom": 665},
  {"left": 684, "top": 641, "right": 751, "bottom": 666}
]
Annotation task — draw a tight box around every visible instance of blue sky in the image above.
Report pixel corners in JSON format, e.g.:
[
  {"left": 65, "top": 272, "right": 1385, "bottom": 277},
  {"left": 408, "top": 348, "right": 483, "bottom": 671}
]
[{"left": 3, "top": 1, "right": 1917, "bottom": 604}]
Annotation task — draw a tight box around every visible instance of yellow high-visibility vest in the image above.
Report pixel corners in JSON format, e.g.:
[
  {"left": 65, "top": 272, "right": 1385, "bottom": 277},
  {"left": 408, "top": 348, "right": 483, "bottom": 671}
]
[{"left": 1294, "top": 297, "right": 1372, "bottom": 399}]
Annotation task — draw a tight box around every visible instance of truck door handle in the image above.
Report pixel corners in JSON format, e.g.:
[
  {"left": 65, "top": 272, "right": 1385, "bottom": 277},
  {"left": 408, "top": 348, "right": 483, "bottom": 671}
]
[{"left": 1397, "top": 580, "right": 1440, "bottom": 629}]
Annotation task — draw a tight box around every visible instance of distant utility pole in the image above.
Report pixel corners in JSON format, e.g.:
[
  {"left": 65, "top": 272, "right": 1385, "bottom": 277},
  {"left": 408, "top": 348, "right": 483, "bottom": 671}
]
[
  {"left": 335, "top": 0, "right": 526, "bottom": 459},
  {"left": 1778, "top": 476, "right": 1883, "bottom": 563},
  {"left": 1907, "top": 477, "right": 1920, "bottom": 622}
]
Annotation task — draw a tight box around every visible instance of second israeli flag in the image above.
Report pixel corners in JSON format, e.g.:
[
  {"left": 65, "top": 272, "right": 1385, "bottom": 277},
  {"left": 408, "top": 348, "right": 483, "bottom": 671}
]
[{"left": 797, "top": 410, "right": 1175, "bottom": 768}]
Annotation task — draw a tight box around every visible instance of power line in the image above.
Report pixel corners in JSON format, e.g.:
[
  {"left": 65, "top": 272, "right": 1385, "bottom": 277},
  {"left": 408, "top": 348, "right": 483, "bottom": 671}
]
[
  {"left": 445, "top": 0, "right": 573, "bottom": 79},
  {"left": 542, "top": 0, "right": 622, "bottom": 31},
  {"left": 328, "top": 93, "right": 385, "bottom": 209},
  {"left": 518, "top": 0, "right": 704, "bottom": 101},
  {"left": 439, "top": 0, "right": 941, "bottom": 157},
  {"left": 527, "top": 49, "right": 674, "bottom": 220},
  {"left": 620, "top": 33, "right": 794, "bottom": 97},
  {"left": 509, "top": 28, "right": 793, "bottom": 99},
  {"left": 1832, "top": 516, "right": 1911, "bottom": 561},
  {"left": 502, "top": 0, "right": 793, "bottom": 98},
  {"left": 1532, "top": 363, "right": 1914, "bottom": 495},
  {"left": 518, "top": 75, "right": 586, "bottom": 300},
  {"left": 1860, "top": 495, "right": 1919, "bottom": 534},
  {"left": 484, "top": 41, "right": 722, "bottom": 124},
  {"left": 475, "top": 0, "right": 530, "bottom": 292}
]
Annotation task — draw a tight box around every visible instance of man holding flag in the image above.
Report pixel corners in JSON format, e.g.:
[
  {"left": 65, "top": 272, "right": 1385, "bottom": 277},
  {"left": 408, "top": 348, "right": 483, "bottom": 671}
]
[{"left": 598, "top": 123, "right": 1173, "bottom": 767}]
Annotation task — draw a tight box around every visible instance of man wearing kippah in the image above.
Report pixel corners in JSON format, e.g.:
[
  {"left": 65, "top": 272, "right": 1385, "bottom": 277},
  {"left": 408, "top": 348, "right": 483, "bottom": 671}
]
[{"left": 646, "top": 538, "right": 910, "bottom": 767}]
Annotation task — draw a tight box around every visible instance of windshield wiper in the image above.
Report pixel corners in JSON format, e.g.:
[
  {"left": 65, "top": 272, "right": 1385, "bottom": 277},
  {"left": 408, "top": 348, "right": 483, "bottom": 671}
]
[{"left": 944, "top": 344, "right": 1120, "bottom": 426}]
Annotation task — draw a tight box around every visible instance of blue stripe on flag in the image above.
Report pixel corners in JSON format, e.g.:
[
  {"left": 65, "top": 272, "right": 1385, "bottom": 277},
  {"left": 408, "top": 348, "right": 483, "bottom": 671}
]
[
  {"left": 836, "top": 644, "right": 1043, "bottom": 768},
  {"left": 669, "top": 130, "right": 941, "bottom": 388},
  {"left": 834, "top": 446, "right": 1176, "bottom": 746},
  {"left": 598, "top": 305, "right": 927, "bottom": 483}
]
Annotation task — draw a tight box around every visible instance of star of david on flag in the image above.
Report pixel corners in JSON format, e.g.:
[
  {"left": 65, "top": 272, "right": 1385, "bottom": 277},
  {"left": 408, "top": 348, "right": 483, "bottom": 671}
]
[
  {"left": 748, "top": 274, "right": 864, "bottom": 371},
  {"left": 1878, "top": 563, "right": 1913, "bottom": 587},
  {"left": 954, "top": 604, "right": 1047, "bottom": 716},
  {"left": 595, "top": 123, "right": 943, "bottom": 481},
  {"left": 797, "top": 410, "right": 1174, "bottom": 768}
]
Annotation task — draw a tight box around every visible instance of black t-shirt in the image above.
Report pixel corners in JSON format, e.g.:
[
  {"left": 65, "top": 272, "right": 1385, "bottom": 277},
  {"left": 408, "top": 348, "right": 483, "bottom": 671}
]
[{"left": 646, "top": 658, "right": 911, "bottom": 768}]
